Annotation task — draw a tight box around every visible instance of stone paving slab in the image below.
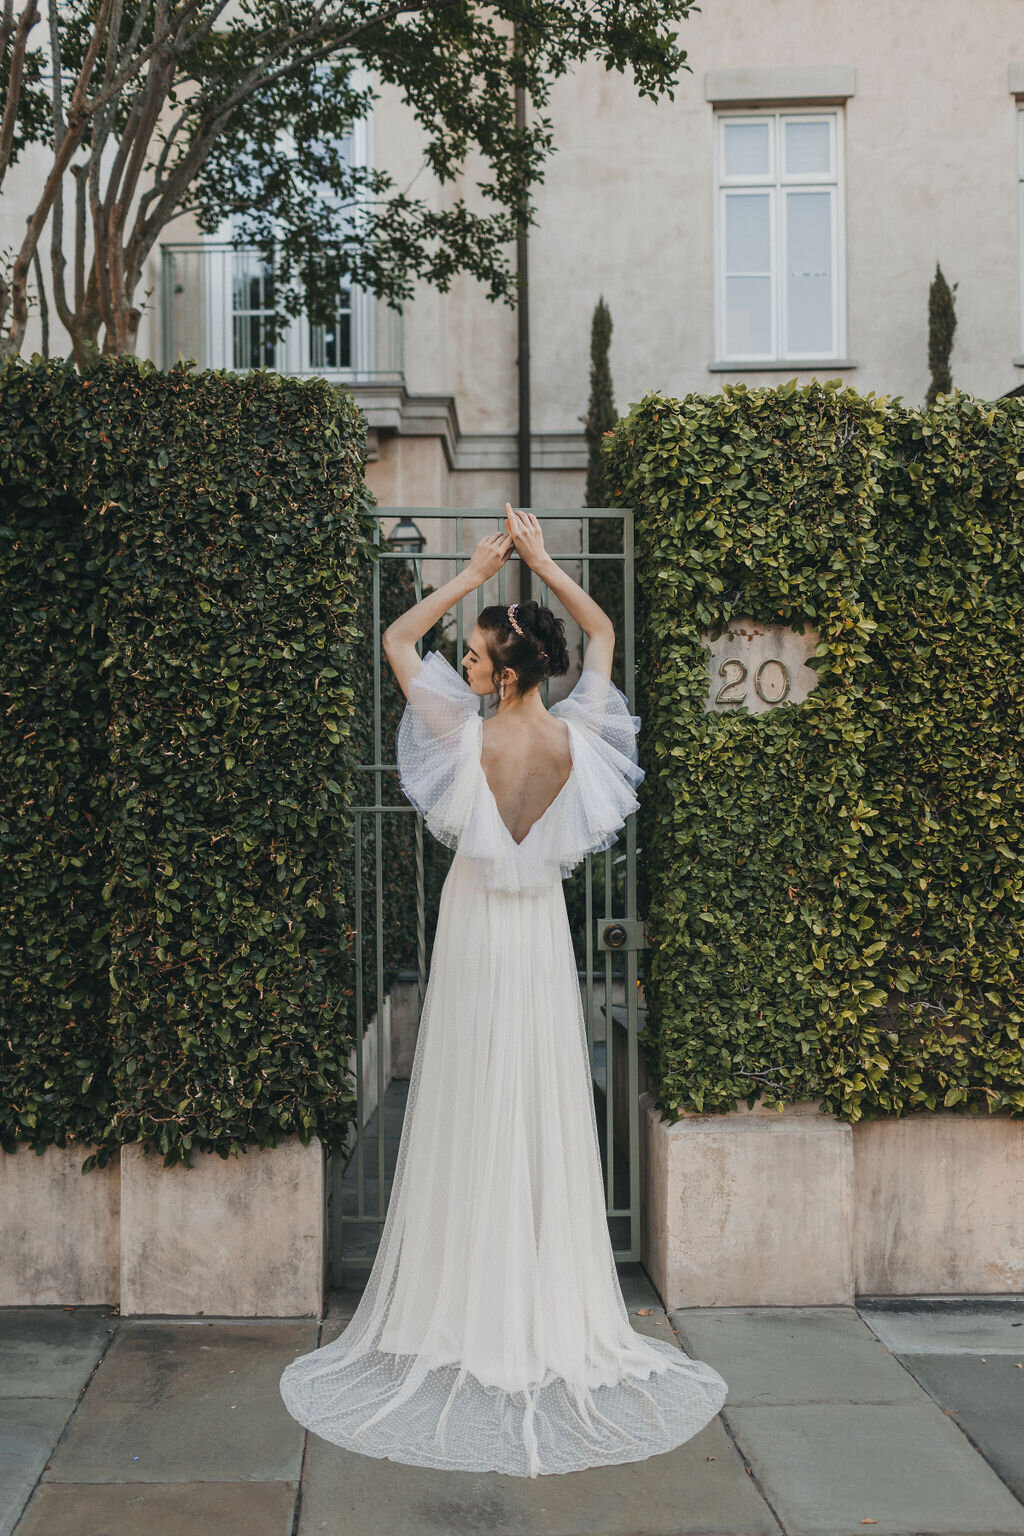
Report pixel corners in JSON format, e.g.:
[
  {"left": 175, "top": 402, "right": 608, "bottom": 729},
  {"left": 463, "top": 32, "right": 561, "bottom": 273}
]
[
  {"left": 297, "top": 1418, "right": 780, "bottom": 1536},
  {"left": 671, "top": 1307, "right": 927, "bottom": 1405},
  {"left": 42, "top": 1322, "right": 314, "bottom": 1484},
  {"left": 0, "top": 1398, "right": 76, "bottom": 1536},
  {"left": 13, "top": 1479, "right": 298, "bottom": 1536},
  {"left": 860, "top": 1301, "right": 1024, "bottom": 1356},
  {"left": 6, "top": 1292, "right": 1024, "bottom": 1536},
  {"left": 894, "top": 1354, "right": 1024, "bottom": 1503},
  {"left": 320, "top": 1266, "right": 687, "bottom": 1351},
  {"left": 725, "top": 1402, "right": 1024, "bottom": 1536},
  {"left": 617, "top": 1265, "right": 690, "bottom": 1349},
  {"left": 617, "top": 1263, "right": 664, "bottom": 1311},
  {"left": 0, "top": 1308, "right": 113, "bottom": 1398}
]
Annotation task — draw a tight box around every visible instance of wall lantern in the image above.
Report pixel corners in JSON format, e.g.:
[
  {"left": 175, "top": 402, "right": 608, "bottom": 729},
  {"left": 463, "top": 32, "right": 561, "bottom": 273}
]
[{"left": 387, "top": 515, "right": 425, "bottom": 555}]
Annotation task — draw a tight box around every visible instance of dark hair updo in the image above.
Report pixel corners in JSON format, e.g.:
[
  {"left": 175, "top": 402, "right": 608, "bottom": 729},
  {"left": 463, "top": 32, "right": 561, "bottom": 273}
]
[{"left": 477, "top": 600, "right": 570, "bottom": 695}]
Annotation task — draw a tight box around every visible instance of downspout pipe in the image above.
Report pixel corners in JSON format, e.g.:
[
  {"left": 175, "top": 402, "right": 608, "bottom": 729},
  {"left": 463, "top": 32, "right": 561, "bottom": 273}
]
[{"left": 513, "top": 33, "right": 532, "bottom": 600}]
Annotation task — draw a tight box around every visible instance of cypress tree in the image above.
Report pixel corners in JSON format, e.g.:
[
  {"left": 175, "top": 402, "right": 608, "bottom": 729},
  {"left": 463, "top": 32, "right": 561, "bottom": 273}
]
[
  {"left": 926, "top": 263, "right": 957, "bottom": 406},
  {"left": 582, "top": 296, "right": 616, "bottom": 507},
  {"left": 579, "top": 297, "right": 623, "bottom": 690}
]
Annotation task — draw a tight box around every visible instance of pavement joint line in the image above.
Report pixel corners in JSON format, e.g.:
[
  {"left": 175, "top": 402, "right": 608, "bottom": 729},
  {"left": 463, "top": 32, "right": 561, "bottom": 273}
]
[
  {"left": 857, "top": 1296, "right": 1024, "bottom": 1307},
  {"left": 709, "top": 1398, "right": 948, "bottom": 1408},
  {"left": 716, "top": 1407, "right": 787, "bottom": 1536},
  {"left": 287, "top": 1315, "right": 324, "bottom": 1536},
  {"left": 889, "top": 1348, "right": 1024, "bottom": 1517},
  {"left": 97, "top": 1314, "right": 321, "bottom": 1325},
  {"left": 840, "top": 1312, "right": 1024, "bottom": 1519},
  {"left": 872, "top": 1346, "right": 1024, "bottom": 1357},
  {"left": 9, "top": 1310, "right": 121, "bottom": 1528}
]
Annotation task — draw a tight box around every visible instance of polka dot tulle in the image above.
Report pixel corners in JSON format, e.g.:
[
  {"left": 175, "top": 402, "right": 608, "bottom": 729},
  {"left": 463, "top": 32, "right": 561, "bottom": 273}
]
[{"left": 278, "top": 654, "right": 727, "bottom": 1476}]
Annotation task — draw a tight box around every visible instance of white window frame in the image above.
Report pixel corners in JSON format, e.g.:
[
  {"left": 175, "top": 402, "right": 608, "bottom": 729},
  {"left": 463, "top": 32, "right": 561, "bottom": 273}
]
[
  {"left": 713, "top": 107, "right": 847, "bottom": 365},
  {"left": 202, "top": 58, "right": 377, "bottom": 377}
]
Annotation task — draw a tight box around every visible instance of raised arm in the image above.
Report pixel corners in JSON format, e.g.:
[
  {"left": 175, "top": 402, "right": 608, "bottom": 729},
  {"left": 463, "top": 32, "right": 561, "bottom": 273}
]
[
  {"left": 381, "top": 529, "right": 513, "bottom": 698},
  {"left": 503, "top": 504, "right": 616, "bottom": 680}
]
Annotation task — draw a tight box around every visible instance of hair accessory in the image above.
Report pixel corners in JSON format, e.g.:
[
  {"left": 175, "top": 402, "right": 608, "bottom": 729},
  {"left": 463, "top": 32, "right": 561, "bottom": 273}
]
[{"left": 507, "top": 602, "right": 525, "bottom": 636}]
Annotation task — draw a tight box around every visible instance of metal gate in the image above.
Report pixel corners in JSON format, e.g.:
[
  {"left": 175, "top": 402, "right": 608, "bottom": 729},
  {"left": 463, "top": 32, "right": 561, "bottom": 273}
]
[{"left": 329, "top": 508, "right": 644, "bottom": 1284}]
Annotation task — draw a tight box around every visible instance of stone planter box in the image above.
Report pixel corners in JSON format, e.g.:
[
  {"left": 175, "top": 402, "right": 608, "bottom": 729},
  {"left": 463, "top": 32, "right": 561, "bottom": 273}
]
[
  {"left": 0, "top": 1142, "right": 121, "bottom": 1308},
  {"left": 640, "top": 1092, "right": 1024, "bottom": 1308},
  {"left": 0, "top": 993, "right": 401, "bottom": 1316},
  {"left": 7, "top": 1077, "right": 1022, "bottom": 1315},
  {"left": 120, "top": 1136, "right": 326, "bottom": 1316},
  {"left": 1, "top": 1136, "right": 326, "bottom": 1316}
]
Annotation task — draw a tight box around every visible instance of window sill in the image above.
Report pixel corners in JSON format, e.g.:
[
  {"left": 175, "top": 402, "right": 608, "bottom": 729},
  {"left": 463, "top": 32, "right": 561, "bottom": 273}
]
[
  {"left": 1013, "top": 356, "right": 1024, "bottom": 368},
  {"left": 708, "top": 359, "right": 857, "bottom": 373}
]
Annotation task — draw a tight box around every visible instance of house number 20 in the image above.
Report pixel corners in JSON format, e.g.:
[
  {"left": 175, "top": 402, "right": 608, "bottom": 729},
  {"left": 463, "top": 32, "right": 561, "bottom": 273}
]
[{"left": 715, "top": 656, "right": 792, "bottom": 708}]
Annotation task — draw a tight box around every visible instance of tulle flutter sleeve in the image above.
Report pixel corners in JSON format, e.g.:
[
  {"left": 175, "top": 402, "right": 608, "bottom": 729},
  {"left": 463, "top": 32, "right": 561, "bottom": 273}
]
[
  {"left": 395, "top": 650, "right": 482, "bottom": 850},
  {"left": 544, "top": 665, "right": 645, "bottom": 875}
]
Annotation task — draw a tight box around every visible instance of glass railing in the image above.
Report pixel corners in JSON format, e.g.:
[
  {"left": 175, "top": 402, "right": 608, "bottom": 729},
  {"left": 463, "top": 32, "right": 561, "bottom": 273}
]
[{"left": 159, "top": 241, "right": 404, "bottom": 382}]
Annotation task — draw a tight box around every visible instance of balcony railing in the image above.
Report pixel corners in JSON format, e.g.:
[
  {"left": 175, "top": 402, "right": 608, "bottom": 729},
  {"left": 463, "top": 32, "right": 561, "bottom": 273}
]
[{"left": 160, "top": 242, "right": 404, "bottom": 383}]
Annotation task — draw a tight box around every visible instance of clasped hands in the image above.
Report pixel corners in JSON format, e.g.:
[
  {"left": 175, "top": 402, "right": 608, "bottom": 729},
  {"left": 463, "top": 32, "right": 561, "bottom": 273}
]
[{"left": 466, "top": 503, "right": 549, "bottom": 584}]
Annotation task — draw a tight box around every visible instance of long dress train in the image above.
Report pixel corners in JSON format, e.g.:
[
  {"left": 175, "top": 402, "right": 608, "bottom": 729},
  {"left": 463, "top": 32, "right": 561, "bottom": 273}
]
[{"left": 278, "top": 651, "right": 728, "bottom": 1477}]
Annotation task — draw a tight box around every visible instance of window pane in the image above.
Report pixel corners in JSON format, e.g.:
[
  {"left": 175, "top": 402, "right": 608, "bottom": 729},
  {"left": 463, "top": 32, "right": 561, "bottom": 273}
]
[
  {"left": 726, "top": 276, "right": 772, "bottom": 355},
  {"left": 785, "top": 120, "right": 831, "bottom": 176},
  {"left": 725, "top": 193, "right": 770, "bottom": 274},
  {"left": 786, "top": 191, "right": 832, "bottom": 353},
  {"left": 723, "top": 121, "right": 770, "bottom": 178},
  {"left": 309, "top": 289, "right": 352, "bottom": 369},
  {"left": 234, "top": 312, "right": 274, "bottom": 370}
]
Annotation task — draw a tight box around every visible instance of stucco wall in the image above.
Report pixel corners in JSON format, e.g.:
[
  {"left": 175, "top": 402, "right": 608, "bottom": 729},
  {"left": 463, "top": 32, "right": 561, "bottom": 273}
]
[{"left": 5, "top": 1, "right": 1023, "bottom": 505}]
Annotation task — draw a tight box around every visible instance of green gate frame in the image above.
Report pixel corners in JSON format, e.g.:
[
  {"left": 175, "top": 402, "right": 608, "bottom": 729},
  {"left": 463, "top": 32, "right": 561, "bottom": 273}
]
[{"left": 330, "top": 508, "right": 643, "bottom": 1282}]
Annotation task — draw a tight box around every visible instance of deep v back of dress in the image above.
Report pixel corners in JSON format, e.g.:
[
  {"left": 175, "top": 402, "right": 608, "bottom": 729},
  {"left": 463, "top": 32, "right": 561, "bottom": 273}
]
[
  {"left": 479, "top": 711, "right": 573, "bottom": 846},
  {"left": 278, "top": 647, "right": 728, "bottom": 1476}
]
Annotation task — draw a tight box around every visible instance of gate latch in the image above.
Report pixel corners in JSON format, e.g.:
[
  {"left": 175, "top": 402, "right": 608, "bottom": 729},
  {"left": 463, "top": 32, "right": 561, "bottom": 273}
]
[{"left": 596, "top": 918, "right": 648, "bottom": 952}]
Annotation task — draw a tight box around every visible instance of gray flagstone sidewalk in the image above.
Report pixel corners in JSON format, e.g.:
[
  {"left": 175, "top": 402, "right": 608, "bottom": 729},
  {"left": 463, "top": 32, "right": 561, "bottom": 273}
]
[{"left": 3, "top": 1270, "right": 1024, "bottom": 1536}]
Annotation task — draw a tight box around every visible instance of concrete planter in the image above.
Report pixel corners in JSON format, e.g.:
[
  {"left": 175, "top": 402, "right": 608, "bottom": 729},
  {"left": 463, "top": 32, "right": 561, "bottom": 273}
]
[
  {"left": 854, "top": 1114, "right": 1024, "bottom": 1294},
  {"left": 640, "top": 1094, "right": 854, "bottom": 1307},
  {"left": 7, "top": 1087, "right": 1022, "bottom": 1314},
  {"left": 1, "top": 1136, "right": 326, "bottom": 1316},
  {"left": 0, "top": 1142, "right": 120, "bottom": 1307},
  {"left": 120, "top": 1136, "right": 326, "bottom": 1317},
  {"left": 641, "top": 1092, "right": 1024, "bottom": 1308}
]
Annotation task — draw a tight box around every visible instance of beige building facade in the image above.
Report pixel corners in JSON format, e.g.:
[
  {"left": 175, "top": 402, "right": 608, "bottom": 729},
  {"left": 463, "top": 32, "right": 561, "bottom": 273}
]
[{"left": 5, "top": 1, "right": 1024, "bottom": 511}]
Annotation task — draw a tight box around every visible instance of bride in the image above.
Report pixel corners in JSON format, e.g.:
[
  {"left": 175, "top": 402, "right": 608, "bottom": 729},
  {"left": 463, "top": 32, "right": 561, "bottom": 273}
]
[{"left": 278, "top": 504, "right": 728, "bottom": 1477}]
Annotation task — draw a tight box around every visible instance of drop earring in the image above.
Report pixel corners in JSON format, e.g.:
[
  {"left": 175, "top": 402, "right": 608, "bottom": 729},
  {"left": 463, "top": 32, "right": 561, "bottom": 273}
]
[{"left": 499, "top": 678, "right": 505, "bottom": 701}]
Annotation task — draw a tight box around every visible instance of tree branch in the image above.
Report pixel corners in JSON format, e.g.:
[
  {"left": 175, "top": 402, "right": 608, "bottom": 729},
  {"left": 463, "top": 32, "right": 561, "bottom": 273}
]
[{"left": 0, "top": 0, "right": 41, "bottom": 190}]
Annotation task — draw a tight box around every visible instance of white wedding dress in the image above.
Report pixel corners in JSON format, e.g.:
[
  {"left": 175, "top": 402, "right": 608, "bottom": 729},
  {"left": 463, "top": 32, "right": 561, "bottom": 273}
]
[{"left": 278, "top": 651, "right": 728, "bottom": 1477}]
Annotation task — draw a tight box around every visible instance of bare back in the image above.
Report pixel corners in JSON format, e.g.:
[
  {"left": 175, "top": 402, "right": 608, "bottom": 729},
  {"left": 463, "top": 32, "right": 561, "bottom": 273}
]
[{"left": 480, "top": 709, "right": 572, "bottom": 845}]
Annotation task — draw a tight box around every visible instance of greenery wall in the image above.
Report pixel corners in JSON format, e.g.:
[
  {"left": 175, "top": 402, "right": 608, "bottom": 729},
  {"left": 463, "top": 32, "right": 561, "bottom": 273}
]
[
  {"left": 1, "top": 355, "right": 372, "bottom": 1169},
  {"left": 605, "top": 382, "right": 1024, "bottom": 1123}
]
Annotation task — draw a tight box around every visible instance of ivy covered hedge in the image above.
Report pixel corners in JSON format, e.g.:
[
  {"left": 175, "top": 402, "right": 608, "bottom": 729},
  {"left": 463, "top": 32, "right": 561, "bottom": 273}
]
[
  {"left": 605, "top": 382, "right": 1024, "bottom": 1123},
  {"left": 1, "top": 354, "right": 373, "bottom": 1169}
]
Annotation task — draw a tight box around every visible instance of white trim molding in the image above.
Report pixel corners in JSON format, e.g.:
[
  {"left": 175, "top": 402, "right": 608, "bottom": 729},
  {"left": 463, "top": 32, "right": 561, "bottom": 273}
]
[
  {"left": 349, "top": 381, "right": 588, "bottom": 472},
  {"left": 705, "top": 66, "right": 856, "bottom": 106},
  {"left": 1010, "top": 61, "right": 1024, "bottom": 96},
  {"left": 708, "top": 358, "right": 856, "bottom": 372}
]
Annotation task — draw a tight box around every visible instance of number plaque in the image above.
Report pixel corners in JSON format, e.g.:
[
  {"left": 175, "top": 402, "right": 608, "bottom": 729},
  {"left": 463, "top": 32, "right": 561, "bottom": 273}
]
[{"left": 700, "top": 617, "right": 819, "bottom": 714}]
